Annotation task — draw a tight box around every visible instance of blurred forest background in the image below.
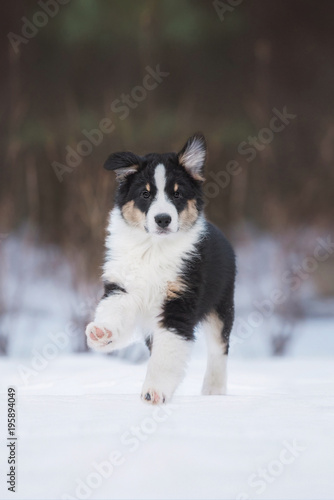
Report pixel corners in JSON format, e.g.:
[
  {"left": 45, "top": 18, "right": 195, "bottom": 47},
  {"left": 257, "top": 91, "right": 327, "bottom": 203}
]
[{"left": 0, "top": 0, "right": 334, "bottom": 359}]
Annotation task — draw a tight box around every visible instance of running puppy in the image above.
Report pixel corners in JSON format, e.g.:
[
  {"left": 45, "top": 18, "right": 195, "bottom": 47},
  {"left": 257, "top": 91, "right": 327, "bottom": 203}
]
[{"left": 86, "top": 134, "right": 236, "bottom": 404}]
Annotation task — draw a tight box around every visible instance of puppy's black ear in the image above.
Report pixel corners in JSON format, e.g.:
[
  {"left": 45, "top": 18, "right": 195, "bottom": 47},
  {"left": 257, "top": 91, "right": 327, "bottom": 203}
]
[
  {"left": 178, "top": 133, "right": 206, "bottom": 182},
  {"left": 104, "top": 152, "right": 141, "bottom": 181}
]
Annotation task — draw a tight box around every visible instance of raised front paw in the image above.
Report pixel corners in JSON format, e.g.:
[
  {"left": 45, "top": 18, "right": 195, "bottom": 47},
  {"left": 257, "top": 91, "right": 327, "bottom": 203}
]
[{"left": 85, "top": 322, "right": 113, "bottom": 352}]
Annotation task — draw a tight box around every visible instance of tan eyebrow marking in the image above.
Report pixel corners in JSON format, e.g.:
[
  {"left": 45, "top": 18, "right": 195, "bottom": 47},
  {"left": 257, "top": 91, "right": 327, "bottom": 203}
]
[
  {"left": 174, "top": 183, "right": 179, "bottom": 191},
  {"left": 146, "top": 183, "right": 150, "bottom": 191}
]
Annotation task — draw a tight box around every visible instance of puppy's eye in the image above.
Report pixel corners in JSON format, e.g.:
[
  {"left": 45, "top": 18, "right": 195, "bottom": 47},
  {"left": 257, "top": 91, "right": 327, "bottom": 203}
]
[
  {"left": 174, "top": 191, "right": 180, "bottom": 198},
  {"left": 141, "top": 190, "right": 151, "bottom": 199}
]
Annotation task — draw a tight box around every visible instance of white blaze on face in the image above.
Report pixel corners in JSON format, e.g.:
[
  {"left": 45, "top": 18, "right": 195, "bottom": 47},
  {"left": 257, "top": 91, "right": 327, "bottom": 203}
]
[{"left": 146, "top": 164, "right": 178, "bottom": 234}]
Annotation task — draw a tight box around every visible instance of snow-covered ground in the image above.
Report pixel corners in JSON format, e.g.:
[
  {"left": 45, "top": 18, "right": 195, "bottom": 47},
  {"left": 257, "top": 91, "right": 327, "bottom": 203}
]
[
  {"left": 1, "top": 350, "right": 333, "bottom": 500},
  {"left": 1, "top": 231, "right": 334, "bottom": 499},
  {"left": 1, "top": 232, "right": 334, "bottom": 359}
]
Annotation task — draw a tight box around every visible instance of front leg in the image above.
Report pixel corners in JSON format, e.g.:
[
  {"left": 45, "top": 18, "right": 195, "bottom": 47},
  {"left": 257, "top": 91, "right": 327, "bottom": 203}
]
[
  {"left": 85, "top": 282, "right": 137, "bottom": 353},
  {"left": 141, "top": 292, "right": 197, "bottom": 404},
  {"left": 141, "top": 328, "right": 193, "bottom": 404}
]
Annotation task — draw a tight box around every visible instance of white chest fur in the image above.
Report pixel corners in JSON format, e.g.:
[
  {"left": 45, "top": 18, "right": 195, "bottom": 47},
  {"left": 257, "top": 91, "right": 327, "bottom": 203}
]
[{"left": 103, "top": 208, "right": 205, "bottom": 328}]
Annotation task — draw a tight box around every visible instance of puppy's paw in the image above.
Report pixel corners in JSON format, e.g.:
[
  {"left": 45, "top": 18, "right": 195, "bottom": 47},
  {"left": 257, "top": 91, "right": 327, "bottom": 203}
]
[
  {"left": 85, "top": 322, "right": 113, "bottom": 352},
  {"left": 202, "top": 377, "right": 227, "bottom": 395},
  {"left": 141, "top": 387, "right": 167, "bottom": 405},
  {"left": 141, "top": 377, "right": 173, "bottom": 404},
  {"left": 202, "top": 385, "right": 226, "bottom": 395}
]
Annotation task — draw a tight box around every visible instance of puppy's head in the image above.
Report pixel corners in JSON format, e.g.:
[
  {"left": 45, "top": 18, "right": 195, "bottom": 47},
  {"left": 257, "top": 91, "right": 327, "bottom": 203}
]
[{"left": 104, "top": 134, "right": 206, "bottom": 236}]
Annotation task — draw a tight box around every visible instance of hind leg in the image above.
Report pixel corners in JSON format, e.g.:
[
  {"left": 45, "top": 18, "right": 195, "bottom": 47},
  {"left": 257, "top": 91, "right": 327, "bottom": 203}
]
[{"left": 201, "top": 304, "right": 234, "bottom": 395}]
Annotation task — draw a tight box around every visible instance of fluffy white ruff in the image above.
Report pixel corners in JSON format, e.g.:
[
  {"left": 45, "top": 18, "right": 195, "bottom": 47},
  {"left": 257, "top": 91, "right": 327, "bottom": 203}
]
[{"left": 86, "top": 208, "right": 206, "bottom": 353}]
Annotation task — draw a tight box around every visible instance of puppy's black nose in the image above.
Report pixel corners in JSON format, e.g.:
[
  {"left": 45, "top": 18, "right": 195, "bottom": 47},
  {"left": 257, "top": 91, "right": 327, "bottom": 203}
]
[{"left": 155, "top": 213, "right": 172, "bottom": 228}]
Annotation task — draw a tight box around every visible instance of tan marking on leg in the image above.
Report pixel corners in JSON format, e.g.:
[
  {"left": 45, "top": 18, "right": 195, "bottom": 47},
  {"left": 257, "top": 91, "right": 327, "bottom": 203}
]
[
  {"left": 202, "top": 310, "right": 228, "bottom": 395},
  {"left": 121, "top": 200, "right": 145, "bottom": 229},
  {"left": 166, "top": 277, "right": 187, "bottom": 300},
  {"left": 179, "top": 199, "right": 198, "bottom": 230}
]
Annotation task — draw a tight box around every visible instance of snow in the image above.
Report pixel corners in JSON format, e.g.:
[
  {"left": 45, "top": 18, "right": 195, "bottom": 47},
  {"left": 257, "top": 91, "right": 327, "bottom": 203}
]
[
  {"left": 2, "top": 233, "right": 334, "bottom": 361},
  {"left": 0, "top": 233, "right": 100, "bottom": 356},
  {"left": 1, "top": 350, "right": 334, "bottom": 499},
  {"left": 1, "top": 231, "right": 334, "bottom": 499},
  {"left": 0, "top": 235, "right": 79, "bottom": 356}
]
